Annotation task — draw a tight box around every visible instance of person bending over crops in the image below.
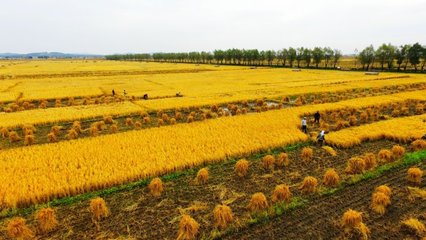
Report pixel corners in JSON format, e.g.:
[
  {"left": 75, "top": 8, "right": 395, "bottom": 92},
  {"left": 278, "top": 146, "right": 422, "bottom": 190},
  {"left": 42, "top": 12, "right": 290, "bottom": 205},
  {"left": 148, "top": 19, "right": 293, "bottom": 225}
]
[
  {"left": 422, "top": 134, "right": 426, "bottom": 140},
  {"left": 317, "top": 130, "right": 325, "bottom": 146},
  {"left": 301, "top": 117, "right": 308, "bottom": 133},
  {"left": 314, "top": 111, "right": 320, "bottom": 124}
]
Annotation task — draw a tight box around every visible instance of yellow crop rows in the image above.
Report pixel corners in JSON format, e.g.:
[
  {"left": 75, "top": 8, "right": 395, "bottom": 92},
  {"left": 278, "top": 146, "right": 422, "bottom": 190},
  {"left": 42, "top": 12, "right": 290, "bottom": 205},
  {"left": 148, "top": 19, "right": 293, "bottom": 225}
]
[
  {"left": 1, "top": 60, "right": 426, "bottom": 210},
  {"left": 0, "top": 89, "right": 424, "bottom": 128},
  {"left": 0, "top": 102, "right": 143, "bottom": 128},
  {"left": 0, "top": 109, "right": 307, "bottom": 208},
  {"left": 1, "top": 90, "right": 426, "bottom": 208},
  {"left": 327, "top": 114, "right": 426, "bottom": 148},
  {"left": 1, "top": 60, "right": 424, "bottom": 104}
]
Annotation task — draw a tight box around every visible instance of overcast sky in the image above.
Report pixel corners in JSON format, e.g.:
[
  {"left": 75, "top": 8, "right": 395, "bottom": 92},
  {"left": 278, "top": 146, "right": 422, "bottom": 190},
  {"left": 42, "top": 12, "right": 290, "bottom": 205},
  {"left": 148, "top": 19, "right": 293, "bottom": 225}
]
[{"left": 1, "top": 0, "right": 425, "bottom": 54}]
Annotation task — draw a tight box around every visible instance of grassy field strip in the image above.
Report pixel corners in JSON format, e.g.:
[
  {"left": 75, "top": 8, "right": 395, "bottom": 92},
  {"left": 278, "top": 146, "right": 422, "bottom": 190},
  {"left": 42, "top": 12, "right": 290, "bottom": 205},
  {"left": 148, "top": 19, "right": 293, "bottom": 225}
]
[{"left": 327, "top": 114, "right": 426, "bottom": 147}]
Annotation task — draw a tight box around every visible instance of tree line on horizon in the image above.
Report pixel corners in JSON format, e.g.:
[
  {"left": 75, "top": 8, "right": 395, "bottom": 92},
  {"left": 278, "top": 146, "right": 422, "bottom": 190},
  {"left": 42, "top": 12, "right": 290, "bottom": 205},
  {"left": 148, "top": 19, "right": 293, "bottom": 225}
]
[{"left": 105, "top": 43, "right": 426, "bottom": 72}]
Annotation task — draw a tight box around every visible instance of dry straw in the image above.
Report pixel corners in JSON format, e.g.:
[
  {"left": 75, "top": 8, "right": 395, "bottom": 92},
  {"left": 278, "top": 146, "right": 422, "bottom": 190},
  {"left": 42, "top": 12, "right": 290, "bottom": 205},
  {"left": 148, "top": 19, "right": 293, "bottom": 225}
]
[{"left": 235, "top": 159, "right": 249, "bottom": 177}]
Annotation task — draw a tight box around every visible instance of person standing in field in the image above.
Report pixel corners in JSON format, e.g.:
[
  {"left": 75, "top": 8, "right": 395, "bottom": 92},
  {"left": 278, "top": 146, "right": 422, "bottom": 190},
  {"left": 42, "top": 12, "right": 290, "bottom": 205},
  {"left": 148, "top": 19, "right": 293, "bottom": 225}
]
[
  {"left": 317, "top": 130, "right": 325, "bottom": 146},
  {"left": 123, "top": 90, "right": 127, "bottom": 98},
  {"left": 301, "top": 117, "right": 308, "bottom": 133},
  {"left": 314, "top": 111, "right": 320, "bottom": 124},
  {"left": 112, "top": 89, "right": 115, "bottom": 96}
]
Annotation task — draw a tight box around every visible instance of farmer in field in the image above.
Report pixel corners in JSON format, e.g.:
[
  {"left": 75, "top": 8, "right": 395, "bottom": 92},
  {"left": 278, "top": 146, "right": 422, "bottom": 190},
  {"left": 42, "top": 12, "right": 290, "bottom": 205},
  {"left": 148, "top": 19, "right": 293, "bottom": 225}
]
[
  {"left": 422, "top": 134, "right": 426, "bottom": 140},
  {"left": 317, "top": 130, "right": 325, "bottom": 146},
  {"left": 112, "top": 89, "right": 115, "bottom": 96},
  {"left": 314, "top": 111, "right": 321, "bottom": 124},
  {"left": 301, "top": 117, "right": 308, "bottom": 133},
  {"left": 123, "top": 90, "right": 127, "bottom": 97}
]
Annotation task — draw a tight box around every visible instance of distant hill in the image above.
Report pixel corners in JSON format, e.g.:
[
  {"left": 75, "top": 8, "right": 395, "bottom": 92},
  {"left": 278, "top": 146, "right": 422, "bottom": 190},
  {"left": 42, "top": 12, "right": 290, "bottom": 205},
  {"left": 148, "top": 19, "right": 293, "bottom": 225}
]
[{"left": 0, "top": 52, "right": 104, "bottom": 59}]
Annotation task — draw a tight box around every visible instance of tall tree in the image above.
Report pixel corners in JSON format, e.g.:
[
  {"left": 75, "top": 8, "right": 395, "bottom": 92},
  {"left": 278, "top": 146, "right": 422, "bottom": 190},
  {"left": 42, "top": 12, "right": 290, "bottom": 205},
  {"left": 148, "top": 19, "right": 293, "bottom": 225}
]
[
  {"left": 358, "top": 45, "right": 375, "bottom": 70},
  {"left": 302, "top": 48, "right": 312, "bottom": 67},
  {"left": 265, "top": 50, "right": 276, "bottom": 66},
  {"left": 288, "top": 48, "right": 297, "bottom": 67},
  {"left": 421, "top": 45, "right": 426, "bottom": 71},
  {"left": 375, "top": 43, "right": 396, "bottom": 70},
  {"left": 312, "top": 47, "right": 324, "bottom": 68},
  {"left": 408, "top": 43, "right": 423, "bottom": 71},
  {"left": 332, "top": 49, "right": 342, "bottom": 68},
  {"left": 214, "top": 50, "right": 225, "bottom": 64},
  {"left": 296, "top": 47, "right": 304, "bottom": 68},
  {"left": 323, "top": 47, "right": 334, "bottom": 68}
]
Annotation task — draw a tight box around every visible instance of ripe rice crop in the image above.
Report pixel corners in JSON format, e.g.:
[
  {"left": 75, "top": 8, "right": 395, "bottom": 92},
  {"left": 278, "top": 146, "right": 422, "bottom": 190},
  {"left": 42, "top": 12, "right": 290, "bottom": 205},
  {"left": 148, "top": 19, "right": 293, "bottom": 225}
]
[
  {"left": 407, "top": 168, "right": 423, "bottom": 184},
  {"left": 89, "top": 197, "right": 110, "bottom": 222},
  {"left": 8, "top": 131, "right": 20, "bottom": 142},
  {"left": 51, "top": 125, "right": 62, "bottom": 135},
  {"left": 378, "top": 149, "right": 393, "bottom": 162},
  {"left": 35, "top": 208, "right": 58, "bottom": 233},
  {"left": 363, "top": 153, "right": 377, "bottom": 170},
  {"left": 323, "top": 169, "right": 340, "bottom": 187},
  {"left": 276, "top": 152, "right": 290, "bottom": 167},
  {"left": 6, "top": 217, "right": 34, "bottom": 240},
  {"left": 261, "top": 155, "right": 275, "bottom": 171},
  {"left": 341, "top": 209, "right": 369, "bottom": 240},
  {"left": 110, "top": 124, "right": 118, "bottom": 133},
  {"left": 235, "top": 159, "right": 249, "bottom": 177},
  {"left": 0, "top": 108, "right": 309, "bottom": 208},
  {"left": 375, "top": 185, "right": 392, "bottom": 197},
  {"left": 345, "top": 157, "right": 365, "bottom": 174},
  {"left": 0, "top": 101, "right": 142, "bottom": 128},
  {"left": 148, "top": 178, "right": 164, "bottom": 197},
  {"left": 177, "top": 215, "right": 199, "bottom": 240},
  {"left": 248, "top": 192, "right": 269, "bottom": 213},
  {"left": 341, "top": 209, "right": 362, "bottom": 228},
  {"left": 411, "top": 139, "right": 426, "bottom": 151},
  {"left": 391, "top": 145, "right": 405, "bottom": 159},
  {"left": 47, "top": 132, "right": 57, "bottom": 142},
  {"left": 301, "top": 147, "right": 313, "bottom": 162},
  {"left": 299, "top": 176, "right": 318, "bottom": 194},
  {"left": 213, "top": 205, "right": 233, "bottom": 229},
  {"left": 271, "top": 184, "right": 292, "bottom": 203},
  {"left": 327, "top": 114, "right": 426, "bottom": 148},
  {"left": 134, "top": 121, "right": 142, "bottom": 130},
  {"left": 371, "top": 191, "right": 390, "bottom": 215},
  {"left": 401, "top": 218, "right": 426, "bottom": 236},
  {"left": 195, "top": 168, "right": 209, "bottom": 184},
  {"left": 24, "top": 134, "right": 35, "bottom": 146},
  {"left": 322, "top": 146, "right": 337, "bottom": 156}
]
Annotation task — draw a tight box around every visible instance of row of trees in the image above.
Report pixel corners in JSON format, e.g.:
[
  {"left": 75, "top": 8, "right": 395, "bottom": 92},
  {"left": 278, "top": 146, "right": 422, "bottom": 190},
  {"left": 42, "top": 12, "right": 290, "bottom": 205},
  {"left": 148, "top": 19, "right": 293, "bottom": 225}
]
[
  {"left": 106, "top": 48, "right": 342, "bottom": 68},
  {"left": 106, "top": 43, "right": 426, "bottom": 71},
  {"left": 358, "top": 43, "right": 426, "bottom": 71}
]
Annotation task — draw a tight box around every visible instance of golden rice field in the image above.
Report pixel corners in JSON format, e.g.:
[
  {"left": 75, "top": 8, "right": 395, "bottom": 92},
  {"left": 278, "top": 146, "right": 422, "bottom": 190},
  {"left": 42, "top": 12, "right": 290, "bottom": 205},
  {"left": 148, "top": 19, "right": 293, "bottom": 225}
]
[{"left": 1, "top": 60, "right": 426, "bottom": 240}]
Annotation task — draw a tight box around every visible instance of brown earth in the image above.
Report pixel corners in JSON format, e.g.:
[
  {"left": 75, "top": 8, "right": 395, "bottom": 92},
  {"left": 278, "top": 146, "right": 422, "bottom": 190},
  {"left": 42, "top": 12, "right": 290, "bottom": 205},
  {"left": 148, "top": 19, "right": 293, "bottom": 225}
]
[{"left": 0, "top": 140, "right": 414, "bottom": 240}]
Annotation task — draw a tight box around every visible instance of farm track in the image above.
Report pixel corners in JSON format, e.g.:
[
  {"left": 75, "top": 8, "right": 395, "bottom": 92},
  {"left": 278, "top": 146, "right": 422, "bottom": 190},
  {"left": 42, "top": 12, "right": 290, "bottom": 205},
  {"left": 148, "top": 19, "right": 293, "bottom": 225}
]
[{"left": 224, "top": 161, "right": 426, "bottom": 240}]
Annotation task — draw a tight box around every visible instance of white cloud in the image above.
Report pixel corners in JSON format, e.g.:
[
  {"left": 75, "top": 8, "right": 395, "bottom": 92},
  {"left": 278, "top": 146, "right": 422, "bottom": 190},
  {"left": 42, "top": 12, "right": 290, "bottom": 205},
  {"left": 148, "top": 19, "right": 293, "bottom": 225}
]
[{"left": 0, "top": 0, "right": 425, "bottom": 54}]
